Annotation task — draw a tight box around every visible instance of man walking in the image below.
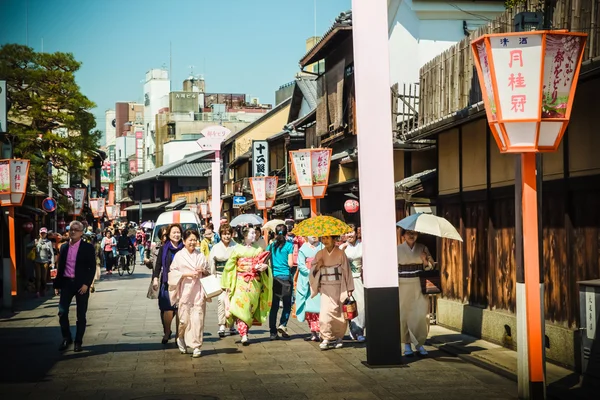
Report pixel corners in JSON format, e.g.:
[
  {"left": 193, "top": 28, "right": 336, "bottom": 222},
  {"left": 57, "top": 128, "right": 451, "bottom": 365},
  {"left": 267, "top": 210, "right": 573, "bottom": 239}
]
[{"left": 54, "top": 221, "right": 96, "bottom": 352}]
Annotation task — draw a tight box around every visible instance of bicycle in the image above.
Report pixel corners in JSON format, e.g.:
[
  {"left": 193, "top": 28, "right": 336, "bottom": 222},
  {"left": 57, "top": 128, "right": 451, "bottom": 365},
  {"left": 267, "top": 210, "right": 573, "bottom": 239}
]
[{"left": 116, "top": 250, "right": 134, "bottom": 276}]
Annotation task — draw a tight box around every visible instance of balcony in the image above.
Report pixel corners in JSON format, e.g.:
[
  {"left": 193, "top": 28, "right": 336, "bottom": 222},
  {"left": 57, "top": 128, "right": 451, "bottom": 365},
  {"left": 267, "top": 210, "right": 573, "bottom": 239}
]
[{"left": 233, "top": 177, "right": 251, "bottom": 195}]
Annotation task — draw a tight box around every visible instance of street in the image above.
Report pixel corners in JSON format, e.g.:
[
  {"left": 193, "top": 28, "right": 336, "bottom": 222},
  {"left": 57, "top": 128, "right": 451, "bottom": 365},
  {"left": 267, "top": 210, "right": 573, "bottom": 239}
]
[{"left": 0, "top": 268, "right": 517, "bottom": 400}]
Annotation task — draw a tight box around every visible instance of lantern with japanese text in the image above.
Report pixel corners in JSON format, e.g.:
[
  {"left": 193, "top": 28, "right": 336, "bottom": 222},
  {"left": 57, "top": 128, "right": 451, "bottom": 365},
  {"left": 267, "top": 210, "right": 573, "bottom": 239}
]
[
  {"left": 289, "top": 149, "right": 332, "bottom": 217},
  {"left": 22, "top": 221, "right": 34, "bottom": 233},
  {"left": 0, "top": 159, "right": 31, "bottom": 302},
  {"left": 344, "top": 200, "right": 359, "bottom": 214},
  {"left": 249, "top": 176, "right": 278, "bottom": 209},
  {"left": 471, "top": 31, "right": 587, "bottom": 152}
]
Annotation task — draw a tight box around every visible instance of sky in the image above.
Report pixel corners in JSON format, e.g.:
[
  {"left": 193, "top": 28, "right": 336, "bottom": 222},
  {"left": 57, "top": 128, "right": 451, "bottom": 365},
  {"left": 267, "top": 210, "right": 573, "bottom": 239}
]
[{"left": 0, "top": 0, "right": 351, "bottom": 142}]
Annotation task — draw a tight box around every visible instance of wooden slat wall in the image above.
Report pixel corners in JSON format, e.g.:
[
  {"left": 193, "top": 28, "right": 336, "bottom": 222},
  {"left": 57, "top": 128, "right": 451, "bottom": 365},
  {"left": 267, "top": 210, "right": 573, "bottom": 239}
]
[
  {"left": 419, "top": 0, "right": 600, "bottom": 126},
  {"left": 439, "top": 179, "right": 600, "bottom": 328}
]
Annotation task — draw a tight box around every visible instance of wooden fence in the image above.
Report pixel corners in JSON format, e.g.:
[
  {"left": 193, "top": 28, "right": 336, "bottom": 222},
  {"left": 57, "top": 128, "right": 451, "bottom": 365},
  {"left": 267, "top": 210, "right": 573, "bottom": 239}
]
[{"left": 419, "top": 0, "right": 600, "bottom": 126}]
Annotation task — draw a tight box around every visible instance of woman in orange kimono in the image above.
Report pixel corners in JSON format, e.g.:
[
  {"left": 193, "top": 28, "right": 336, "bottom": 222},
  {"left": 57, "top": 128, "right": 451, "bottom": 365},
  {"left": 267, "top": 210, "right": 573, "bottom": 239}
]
[
  {"left": 168, "top": 229, "right": 210, "bottom": 358},
  {"left": 309, "top": 235, "right": 354, "bottom": 350}
]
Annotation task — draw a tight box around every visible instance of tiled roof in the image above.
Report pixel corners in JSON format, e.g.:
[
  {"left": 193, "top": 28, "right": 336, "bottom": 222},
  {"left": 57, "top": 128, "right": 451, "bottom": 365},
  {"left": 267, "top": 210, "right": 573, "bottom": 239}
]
[
  {"left": 127, "top": 151, "right": 213, "bottom": 183},
  {"left": 296, "top": 78, "right": 318, "bottom": 110},
  {"left": 161, "top": 162, "right": 212, "bottom": 177}
]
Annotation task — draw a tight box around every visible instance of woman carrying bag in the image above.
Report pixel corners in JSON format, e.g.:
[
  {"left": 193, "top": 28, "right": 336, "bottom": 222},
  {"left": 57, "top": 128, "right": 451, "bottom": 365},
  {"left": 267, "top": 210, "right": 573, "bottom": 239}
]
[
  {"left": 168, "top": 229, "right": 210, "bottom": 358},
  {"left": 266, "top": 224, "right": 294, "bottom": 340}
]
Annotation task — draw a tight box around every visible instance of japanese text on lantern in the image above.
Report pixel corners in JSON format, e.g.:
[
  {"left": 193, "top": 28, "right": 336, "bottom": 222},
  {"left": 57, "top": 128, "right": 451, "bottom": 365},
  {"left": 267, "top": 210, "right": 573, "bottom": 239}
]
[
  {"left": 502, "top": 36, "right": 530, "bottom": 114},
  {"left": 253, "top": 179, "right": 266, "bottom": 201},
  {"left": 265, "top": 178, "right": 277, "bottom": 200},
  {"left": 293, "top": 152, "right": 312, "bottom": 186},
  {"left": 311, "top": 150, "right": 329, "bottom": 185},
  {"left": 10, "top": 161, "right": 26, "bottom": 193}
]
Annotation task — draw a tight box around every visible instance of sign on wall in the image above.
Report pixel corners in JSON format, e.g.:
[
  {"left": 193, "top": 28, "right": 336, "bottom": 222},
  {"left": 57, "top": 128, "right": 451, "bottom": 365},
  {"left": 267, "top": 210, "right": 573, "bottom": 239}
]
[{"left": 252, "top": 140, "right": 269, "bottom": 177}]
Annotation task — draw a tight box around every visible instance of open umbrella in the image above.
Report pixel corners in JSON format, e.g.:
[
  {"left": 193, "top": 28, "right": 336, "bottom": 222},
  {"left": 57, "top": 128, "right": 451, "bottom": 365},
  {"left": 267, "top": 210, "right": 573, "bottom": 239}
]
[
  {"left": 396, "top": 213, "right": 463, "bottom": 241},
  {"left": 230, "top": 214, "right": 264, "bottom": 227},
  {"left": 262, "top": 219, "right": 286, "bottom": 232},
  {"left": 291, "top": 216, "right": 353, "bottom": 237},
  {"left": 141, "top": 221, "right": 154, "bottom": 229}
]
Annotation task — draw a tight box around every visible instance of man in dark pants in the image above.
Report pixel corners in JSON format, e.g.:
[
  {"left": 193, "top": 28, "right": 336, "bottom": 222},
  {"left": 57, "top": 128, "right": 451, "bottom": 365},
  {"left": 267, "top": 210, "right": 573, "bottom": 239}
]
[{"left": 54, "top": 220, "right": 96, "bottom": 352}]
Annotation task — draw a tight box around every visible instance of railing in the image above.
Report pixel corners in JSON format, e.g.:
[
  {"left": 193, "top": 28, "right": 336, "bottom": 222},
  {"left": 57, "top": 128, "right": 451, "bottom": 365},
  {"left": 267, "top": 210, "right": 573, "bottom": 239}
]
[
  {"left": 419, "top": 0, "right": 600, "bottom": 126},
  {"left": 393, "top": 82, "right": 420, "bottom": 141}
]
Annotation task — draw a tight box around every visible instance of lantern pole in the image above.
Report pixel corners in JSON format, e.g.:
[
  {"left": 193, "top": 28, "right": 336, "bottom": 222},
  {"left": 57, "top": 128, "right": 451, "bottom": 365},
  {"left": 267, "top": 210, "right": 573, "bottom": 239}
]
[
  {"left": 3, "top": 206, "right": 16, "bottom": 308},
  {"left": 310, "top": 198, "right": 317, "bottom": 217}
]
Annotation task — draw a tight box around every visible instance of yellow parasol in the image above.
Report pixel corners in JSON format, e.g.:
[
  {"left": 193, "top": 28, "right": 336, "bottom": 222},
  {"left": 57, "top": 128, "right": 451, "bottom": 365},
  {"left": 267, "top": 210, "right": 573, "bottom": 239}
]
[{"left": 291, "top": 215, "right": 353, "bottom": 237}]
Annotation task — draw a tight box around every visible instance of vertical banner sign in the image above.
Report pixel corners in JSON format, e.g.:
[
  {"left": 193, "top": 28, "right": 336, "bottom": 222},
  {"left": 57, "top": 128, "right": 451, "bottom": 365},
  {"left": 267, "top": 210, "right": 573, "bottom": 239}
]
[
  {"left": 89, "top": 198, "right": 99, "bottom": 218},
  {"left": 252, "top": 140, "right": 269, "bottom": 177},
  {"left": 0, "top": 81, "right": 6, "bottom": 134},
  {"left": 136, "top": 130, "right": 144, "bottom": 173},
  {"left": 74, "top": 188, "right": 86, "bottom": 216}
]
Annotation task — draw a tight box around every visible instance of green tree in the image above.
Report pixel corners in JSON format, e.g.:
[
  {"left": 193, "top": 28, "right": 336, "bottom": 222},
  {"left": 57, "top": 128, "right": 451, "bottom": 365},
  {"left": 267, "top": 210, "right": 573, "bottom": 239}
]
[{"left": 0, "top": 43, "right": 101, "bottom": 188}]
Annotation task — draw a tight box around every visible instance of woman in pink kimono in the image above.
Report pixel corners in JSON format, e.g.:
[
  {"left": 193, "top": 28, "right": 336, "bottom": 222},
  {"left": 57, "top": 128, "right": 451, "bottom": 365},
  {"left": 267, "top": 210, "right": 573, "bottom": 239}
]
[
  {"left": 168, "top": 229, "right": 210, "bottom": 358},
  {"left": 309, "top": 235, "right": 354, "bottom": 350}
]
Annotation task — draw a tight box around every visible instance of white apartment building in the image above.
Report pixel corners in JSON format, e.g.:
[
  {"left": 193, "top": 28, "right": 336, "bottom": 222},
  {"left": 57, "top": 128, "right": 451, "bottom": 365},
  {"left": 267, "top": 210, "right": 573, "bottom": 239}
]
[{"left": 143, "top": 69, "right": 170, "bottom": 172}]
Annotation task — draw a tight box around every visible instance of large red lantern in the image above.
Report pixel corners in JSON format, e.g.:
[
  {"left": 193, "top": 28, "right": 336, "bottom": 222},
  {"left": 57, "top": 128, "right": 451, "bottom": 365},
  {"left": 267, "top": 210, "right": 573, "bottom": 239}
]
[
  {"left": 22, "top": 221, "right": 34, "bottom": 233},
  {"left": 344, "top": 199, "right": 359, "bottom": 214}
]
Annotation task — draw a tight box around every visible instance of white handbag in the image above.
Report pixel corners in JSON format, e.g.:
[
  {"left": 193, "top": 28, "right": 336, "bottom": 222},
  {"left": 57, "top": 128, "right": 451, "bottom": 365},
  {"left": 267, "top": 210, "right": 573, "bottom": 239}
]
[{"left": 200, "top": 274, "right": 223, "bottom": 299}]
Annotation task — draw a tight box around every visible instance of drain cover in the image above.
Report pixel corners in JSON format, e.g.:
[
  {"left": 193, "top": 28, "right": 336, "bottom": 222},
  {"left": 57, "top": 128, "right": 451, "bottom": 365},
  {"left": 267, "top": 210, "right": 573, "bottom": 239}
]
[{"left": 122, "top": 331, "right": 163, "bottom": 338}]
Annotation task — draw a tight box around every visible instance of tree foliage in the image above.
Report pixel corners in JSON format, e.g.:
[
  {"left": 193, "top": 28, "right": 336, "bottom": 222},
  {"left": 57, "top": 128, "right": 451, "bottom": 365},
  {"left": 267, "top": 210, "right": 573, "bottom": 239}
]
[{"left": 0, "top": 43, "right": 101, "bottom": 187}]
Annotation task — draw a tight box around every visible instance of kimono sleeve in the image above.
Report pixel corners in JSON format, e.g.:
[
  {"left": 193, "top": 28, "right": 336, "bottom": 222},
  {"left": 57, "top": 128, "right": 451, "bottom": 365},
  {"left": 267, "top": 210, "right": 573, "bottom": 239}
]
[
  {"left": 208, "top": 245, "right": 217, "bottom": 275},
  {"left": 167, "top": 252, "right": 185, "bottom": 288},
  {"left": 340, "top": 250, "right": 355, "bottom": 292},
  {"left": 297, "top": 245, "right": 309, "bottom": 276},
  {"left": 221, "top": 246, "right": 239, "bottom": 291},
  {"left": 308, "top": 250, "right": 323, "bottom": 298}
]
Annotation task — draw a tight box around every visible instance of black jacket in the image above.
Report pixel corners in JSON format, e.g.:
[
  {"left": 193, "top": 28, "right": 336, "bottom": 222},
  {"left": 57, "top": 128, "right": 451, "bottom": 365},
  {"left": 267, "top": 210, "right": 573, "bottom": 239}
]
[{"left": 54, "top": 240, "right": 96, "bottom": 289}]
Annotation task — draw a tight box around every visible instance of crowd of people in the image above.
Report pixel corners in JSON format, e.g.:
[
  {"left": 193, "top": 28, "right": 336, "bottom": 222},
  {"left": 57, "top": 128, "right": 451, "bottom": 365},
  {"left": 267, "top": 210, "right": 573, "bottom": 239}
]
[{"left": 51, "top": 218, "right": 436, "bottom": 359}]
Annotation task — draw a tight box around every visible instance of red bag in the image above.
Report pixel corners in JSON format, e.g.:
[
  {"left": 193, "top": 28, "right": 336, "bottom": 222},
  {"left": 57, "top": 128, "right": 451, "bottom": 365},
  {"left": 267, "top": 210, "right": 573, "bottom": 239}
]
[
  {"left": 343, "top": 296, "right": 358, "bottom": 320},
  {"left": 50, "top": 268, "right": 57, "bottom": 280}
]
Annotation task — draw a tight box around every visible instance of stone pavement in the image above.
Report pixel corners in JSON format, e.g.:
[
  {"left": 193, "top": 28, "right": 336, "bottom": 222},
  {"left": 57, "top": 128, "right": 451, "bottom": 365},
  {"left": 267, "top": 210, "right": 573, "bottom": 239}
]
[{"left": 0, "top": 267, "right": 518, "bottom": 400}]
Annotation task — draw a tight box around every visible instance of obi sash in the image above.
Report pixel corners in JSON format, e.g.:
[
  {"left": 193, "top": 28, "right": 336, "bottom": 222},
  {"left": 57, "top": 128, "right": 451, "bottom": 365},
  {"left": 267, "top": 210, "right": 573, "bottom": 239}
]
[
  {"left": 321, "top": 265, "right": 342, "bottom": 282},
  {"left": 236, "top": 257, "right": 260, "bottom": 282},
  {"left": 215, "top": 260, "right": 227, "bottom": 273}
]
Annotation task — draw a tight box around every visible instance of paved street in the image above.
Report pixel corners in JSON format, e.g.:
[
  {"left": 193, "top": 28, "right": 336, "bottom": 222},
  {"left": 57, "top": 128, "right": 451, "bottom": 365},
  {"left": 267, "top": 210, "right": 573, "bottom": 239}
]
[{"left": 0, "top": 267, "right": 517, "bottom": 400}]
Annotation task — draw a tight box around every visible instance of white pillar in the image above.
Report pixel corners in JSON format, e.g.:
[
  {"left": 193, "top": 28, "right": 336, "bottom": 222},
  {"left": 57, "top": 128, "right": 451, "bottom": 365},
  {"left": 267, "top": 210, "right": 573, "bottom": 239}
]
[
  {"left": 212, "top": 151, "right": 221, "bottom": 233},
  {"left": 352, "top": 0, "right": 402, "bottom": 365}
]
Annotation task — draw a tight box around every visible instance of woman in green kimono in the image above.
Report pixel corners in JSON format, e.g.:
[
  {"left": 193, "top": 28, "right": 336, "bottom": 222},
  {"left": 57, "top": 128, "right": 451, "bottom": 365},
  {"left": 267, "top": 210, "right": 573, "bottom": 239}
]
[{"left": 221, "top": 226, "right": 272, "bottom": 346}]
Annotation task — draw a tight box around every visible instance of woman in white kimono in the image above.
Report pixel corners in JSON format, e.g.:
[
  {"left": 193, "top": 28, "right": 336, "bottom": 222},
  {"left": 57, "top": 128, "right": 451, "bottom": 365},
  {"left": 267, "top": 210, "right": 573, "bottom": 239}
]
[
  {"left": 397, "top": 228, "right": 435, "bottom": 357},
  {"left": 341, "top": 225, "right": 366, "bottom": 343},
  {"left": 208, "top": 223, "right": 236, "bottom": 338},
  {"left": 168, "top": 229, "right": 210, "bottom": 358},
  {"left": 309, "top": 236, "right": 354, "bottom": 350}
]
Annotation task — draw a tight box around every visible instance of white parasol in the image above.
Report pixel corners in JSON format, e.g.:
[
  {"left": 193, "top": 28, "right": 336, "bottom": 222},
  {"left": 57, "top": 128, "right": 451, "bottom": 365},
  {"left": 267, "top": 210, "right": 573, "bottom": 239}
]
[{"left": 396, "top": 213, "right": 463, "bottom": 241}]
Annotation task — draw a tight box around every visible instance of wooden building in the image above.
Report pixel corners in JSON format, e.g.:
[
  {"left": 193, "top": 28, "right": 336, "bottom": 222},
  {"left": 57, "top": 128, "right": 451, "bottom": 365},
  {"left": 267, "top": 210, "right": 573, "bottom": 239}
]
[{"left": 401, "top": 1, "right": 600, "bottom": 368}]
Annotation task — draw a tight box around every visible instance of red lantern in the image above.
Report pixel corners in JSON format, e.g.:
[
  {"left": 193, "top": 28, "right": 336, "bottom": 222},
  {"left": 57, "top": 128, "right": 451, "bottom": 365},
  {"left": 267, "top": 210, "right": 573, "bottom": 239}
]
[
  {"left": 344, "top": 200, "right": 359, "bottom": 214},
  {"left": 58, "top": 219, "right": 66, "bottom": 231},
  {"left": 22, "top": 221, "right": 34, "bottom": 233}
]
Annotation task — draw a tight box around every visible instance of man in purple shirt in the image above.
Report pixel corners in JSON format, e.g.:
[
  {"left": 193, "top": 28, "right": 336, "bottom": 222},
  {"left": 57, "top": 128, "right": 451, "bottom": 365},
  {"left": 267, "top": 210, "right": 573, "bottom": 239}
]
[{"left": 54, "top": 221, "right": 96, "bottom": 352}]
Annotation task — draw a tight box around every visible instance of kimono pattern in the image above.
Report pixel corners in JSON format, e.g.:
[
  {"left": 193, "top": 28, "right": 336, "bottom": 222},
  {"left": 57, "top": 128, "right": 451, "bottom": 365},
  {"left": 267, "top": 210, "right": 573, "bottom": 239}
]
[
  {"left": 221, "top": 244, "right": 273, "bottom": 327},
  {"left": 295, "top": 242, "right": 324, "bottom": 322},
  {"left": 168, "top": 248, "right": 210, "bottom": 349},
  {"left": 309, "top": 247, "right": 354, "bottom": 341}
]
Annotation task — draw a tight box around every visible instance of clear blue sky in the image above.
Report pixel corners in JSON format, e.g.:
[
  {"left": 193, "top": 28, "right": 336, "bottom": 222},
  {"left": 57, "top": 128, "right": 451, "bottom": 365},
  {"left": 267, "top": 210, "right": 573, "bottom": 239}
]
[{"left": 0, "top": 0, "right": 350, "bottom": 142}]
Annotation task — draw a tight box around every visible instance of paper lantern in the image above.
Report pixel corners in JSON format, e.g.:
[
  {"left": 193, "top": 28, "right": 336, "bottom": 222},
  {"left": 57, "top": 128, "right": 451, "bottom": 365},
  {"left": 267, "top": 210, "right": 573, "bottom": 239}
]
[
  {"left": 249, "top": 176, "right": 278, "bottom": 209},
  {"left": 471, "top": 31, "right": 587, "bottom": 153},
  {"left": 289, "top": 149, "right": 332, "bottom": 199},
  {"left": 344, "top": 200, "right": 360, "bottom": 213},
  {"left": 22, "top": 221, "right": 34, "bottom": 233}
]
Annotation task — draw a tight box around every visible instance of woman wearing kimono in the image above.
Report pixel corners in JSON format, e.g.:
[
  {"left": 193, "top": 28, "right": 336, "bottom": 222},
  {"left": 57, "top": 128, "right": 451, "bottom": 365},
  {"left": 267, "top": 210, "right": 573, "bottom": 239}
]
[
  {"left": 309, "top": 236, "right": 354, "bottom": 350},
  {"left": 152, "top": 224, "right": 184, "bottom": 344},
  {"left": 342, "top": 225, "right": 366, "bottom": 343},
  {"left": 221, "top": 226, "right": 272, "bottom": 346},
  {"left": 397, "top": 228, "right": 435, "bottom": 357},
  {"left": 207, "top": 223, "right": 236, "bottom": 338},
  {"left": 168, "top": 229, "right": 210, "bottom": 358},
  {"left": 295, "top": 236, "right": 324, "bottom": 342}
]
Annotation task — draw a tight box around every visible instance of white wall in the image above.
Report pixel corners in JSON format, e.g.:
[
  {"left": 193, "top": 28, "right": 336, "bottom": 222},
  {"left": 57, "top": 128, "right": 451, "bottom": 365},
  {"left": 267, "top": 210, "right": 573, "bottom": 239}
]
[
  {"left": 115, "top": 136, "right": 137, "bottom": 201},
  {"left": 387, "top": 0, "right": 505, "bottom": 87},
  {"left": 144, "top": 69, "right": 170, "bottom": 172},
  {"left": 163, "top": 140, "right": 200, "bottom": 166},
  {"left": 105, "top": 110, "right": 116, "bottom": 146}
]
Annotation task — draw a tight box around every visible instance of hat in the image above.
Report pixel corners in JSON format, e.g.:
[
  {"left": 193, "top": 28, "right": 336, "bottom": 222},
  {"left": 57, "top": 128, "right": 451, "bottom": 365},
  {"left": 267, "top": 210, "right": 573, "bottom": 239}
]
[{"left": 39, "top": 227, "right": 48, "bottom": 234}]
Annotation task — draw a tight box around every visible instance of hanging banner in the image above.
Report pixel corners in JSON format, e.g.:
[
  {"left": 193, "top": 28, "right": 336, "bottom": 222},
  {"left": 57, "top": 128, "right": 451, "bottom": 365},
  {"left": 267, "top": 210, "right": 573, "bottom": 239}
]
[
  {"left": 98, "top": 198, "right": 106, "bottom": 218},
  {"left": 200, "top": 203, "right": 209, "bottom": 219},
  {"left": 252, "top": 140, "right": 269, "bottom": 177}
]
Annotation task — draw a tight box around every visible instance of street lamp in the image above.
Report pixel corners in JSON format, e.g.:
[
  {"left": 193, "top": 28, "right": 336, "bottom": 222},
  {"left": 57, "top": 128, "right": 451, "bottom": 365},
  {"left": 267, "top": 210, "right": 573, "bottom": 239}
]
[
  {"left": 0, "top": 158, "right": 30, "bottom": 308},
  {"left": 249, "top": 176, "right": 278, "bottom": 221},
  {"left": 471, "top": 30, "right": 587, "bottom": 398},
  {"left": 288, "top": 148, "right": 332, "bottom": 217}
]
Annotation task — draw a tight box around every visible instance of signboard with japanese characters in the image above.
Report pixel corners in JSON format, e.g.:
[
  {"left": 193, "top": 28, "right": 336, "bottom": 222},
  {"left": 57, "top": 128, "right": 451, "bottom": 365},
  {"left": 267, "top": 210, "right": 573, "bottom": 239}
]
[
  {"left": 61, "top": 188, "right": 86, "bottom": 216},
  {"left": 249, "top": 176, "right": 278, "bottom": 209},
  {"left": 252, "top": 140, "right": 269, "bottom": 177},
  {"left": 200, "top": 203, "right": 209, "bottom": 218},
  {"left": 196, "top": 125, "right": 231, "bottom": 151},
  {"left": 471, "top": 31, "right": 587, "bottom": 152},
  {"left": 290, "top": 151, "right": 312, "bottom": 188},
  {"left": 98, "top": 198, "right": 106, "bottom": 218},
  {"left": 0, "top": 159, "right": 30, "bottom": 206}
]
